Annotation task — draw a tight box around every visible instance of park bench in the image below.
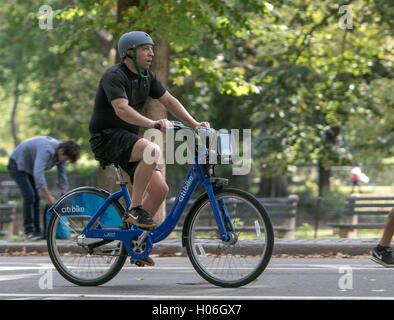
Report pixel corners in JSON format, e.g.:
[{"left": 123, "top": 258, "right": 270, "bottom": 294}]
[
  {"left": 0, "top": 180, "right": 20, "bottom": 199},
  {"left": 167, "top": 195, "right": 298, "bottom": 239},
  {"left": 330, "top": 196, "right": 394, "bottom": 238},
  {"left": 0, "top": 203, "right": 17, "bottom": 240}
]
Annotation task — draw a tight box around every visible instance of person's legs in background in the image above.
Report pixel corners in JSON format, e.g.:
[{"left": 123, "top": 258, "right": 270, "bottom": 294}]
[
  {"left": 7, "top": 159, "right": 41, "bottom": 239},
  {"left": 26, "top": 174, "right": 41, "bottom": 235},
  {"left": 371, "top": 207, "right": 394, "bottom": 267}
]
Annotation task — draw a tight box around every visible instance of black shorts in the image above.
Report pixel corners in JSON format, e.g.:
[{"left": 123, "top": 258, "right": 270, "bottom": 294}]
[{"left": 90, "top": 128, "right": 142, "bottom": 184}]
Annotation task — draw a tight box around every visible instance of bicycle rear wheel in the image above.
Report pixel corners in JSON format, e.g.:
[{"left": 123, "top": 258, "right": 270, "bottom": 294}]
[
  {"left": 184, "top": 188, "right": 274, "bottom": 287},
  {"left": 47, "top": 187, "right": 128, "bottom": 286}
]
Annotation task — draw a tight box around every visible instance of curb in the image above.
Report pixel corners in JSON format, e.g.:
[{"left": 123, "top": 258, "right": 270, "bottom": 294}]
[
  {"left": 151, "top": 239, "right": 378, "bottom": 256},
  {"left": 273, "top": 240, "right": 377, "bottom": 256},
  {"left": 0, "top": 239, "right": 379, "bottom": 256}
]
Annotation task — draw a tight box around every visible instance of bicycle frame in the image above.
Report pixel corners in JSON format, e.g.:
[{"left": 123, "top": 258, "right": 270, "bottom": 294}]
[{"left": 75, "top": 158, "right": 233, "bottom": 260}]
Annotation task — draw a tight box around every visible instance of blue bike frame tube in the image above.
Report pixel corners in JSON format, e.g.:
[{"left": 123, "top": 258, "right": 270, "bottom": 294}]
[
  {"left": 194, "top": 162, "right": 230, "bottom": 241},
  {"left": 121, "top": 184, "right": 131, "bottom": 209},
  {"left": 218, "top": 199, "right": 235, "bottom": 232},
  {"left": 152, "top": 165, "right": 198, "bottom": 243},
  {"left": 151, "top": 161, "right": 230, "bottom": 243},
  {"left": 205, "top": 183, "right": 230, "bottom": 241}
]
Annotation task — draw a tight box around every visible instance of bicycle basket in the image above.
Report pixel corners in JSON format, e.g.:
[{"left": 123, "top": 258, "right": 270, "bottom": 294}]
[
  {"left": 217, "top": 130, "right": 233, "bottom": 164},
  {"left": 198, "top": 128, "right": 234, "bottom": 165}
]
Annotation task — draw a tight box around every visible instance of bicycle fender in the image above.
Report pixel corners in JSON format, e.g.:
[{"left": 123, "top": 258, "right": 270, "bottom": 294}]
[{"left": 50, "top": 186, "right": 125, "bottom": 216}]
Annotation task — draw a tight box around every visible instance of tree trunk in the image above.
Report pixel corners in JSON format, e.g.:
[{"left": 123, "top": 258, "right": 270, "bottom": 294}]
[
  {"left": 117, "top": 0, "right": 140, "bottom": 25},
  {"left": 11, "top": 81, "right": 21, "bottom": 147},
  {"left": 317, "top": 126, "right": 339, "bottom": 196},
  {"left": 318, "top": 163, "right": 330, "bottom": 196},
  {"left": 258, "top": 175, "right": 289, "bottom": 198}
]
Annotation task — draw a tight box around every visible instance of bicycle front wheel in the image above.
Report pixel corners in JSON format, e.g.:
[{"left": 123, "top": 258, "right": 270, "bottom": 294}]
[
  {"left": 184, "top": 188, "right": 274, "bottom": 287},
  {"left": 47, "top": 187, "right": 128, "bottom": 286}
]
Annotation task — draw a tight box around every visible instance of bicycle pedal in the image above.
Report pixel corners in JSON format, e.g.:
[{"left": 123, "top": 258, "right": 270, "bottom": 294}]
[{"left": 130, "top": 258, "right": 145, "bottom": 267}]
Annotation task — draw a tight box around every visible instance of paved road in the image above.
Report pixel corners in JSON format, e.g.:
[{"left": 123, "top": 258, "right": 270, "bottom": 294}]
[{"left": 0, "top": 255, "right": 393, "bottom": 301}]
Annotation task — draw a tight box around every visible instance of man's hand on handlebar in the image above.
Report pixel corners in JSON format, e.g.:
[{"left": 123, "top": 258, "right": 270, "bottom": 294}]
[
  {"left": 153, "top": 120, "right": 210, "bottom": 132},
  {"left": 193, "top": 122, "right": 210, "bottom": 131},
  {"left": 152, "top": 119, "right": 173, "bottom": 133}
]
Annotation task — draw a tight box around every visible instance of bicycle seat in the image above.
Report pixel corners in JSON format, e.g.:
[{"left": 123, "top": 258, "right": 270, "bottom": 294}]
[{"left": 98, "top": 159, "right": 120, "bottom": 170}]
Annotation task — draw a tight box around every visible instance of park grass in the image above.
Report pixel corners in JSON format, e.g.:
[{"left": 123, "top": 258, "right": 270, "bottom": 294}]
[
  {"left": 295, "top": 227, "right": 383, "bottom": 240},
  {"left": 336, "top": 185, "right": 393, "bottom": 196}
]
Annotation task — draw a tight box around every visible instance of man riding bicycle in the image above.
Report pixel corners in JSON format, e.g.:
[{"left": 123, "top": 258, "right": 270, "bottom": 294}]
[{"left": 89, "top": 31, "right": 209, "bottom": 265}]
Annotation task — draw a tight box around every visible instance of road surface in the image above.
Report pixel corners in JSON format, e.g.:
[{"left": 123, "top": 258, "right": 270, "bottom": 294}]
[{"left": 0, "top": 255, "right": 393, "bottom": 300}]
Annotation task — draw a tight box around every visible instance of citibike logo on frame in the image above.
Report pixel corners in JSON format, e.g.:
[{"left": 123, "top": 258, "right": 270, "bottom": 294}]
[
  {"left": 178, "top": 175, "right": 194, "bottom": 202},
  {"left": 61, "top": 204, "right": 85, "bottom": 214}
]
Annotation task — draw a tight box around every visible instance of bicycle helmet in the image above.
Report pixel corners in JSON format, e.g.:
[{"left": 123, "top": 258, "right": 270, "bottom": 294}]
[{"left": 118, "top": 31, "right": 154, "bottom": 78}]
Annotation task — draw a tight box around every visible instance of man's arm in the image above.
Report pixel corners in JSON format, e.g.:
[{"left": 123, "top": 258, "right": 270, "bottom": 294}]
[
  {"left": 158, "top": 91, "right": 201, "bottom": 129},
  {"left": 112, "top": 92, "right": 208, "bottom": 131},
  {"left": 57, "top": 162, "right": 69, "bottom": 193},
  {"left": 33, "top": 151, "right": 55, "bottom": 206},
  {"left": 111, "top": 98, "right": 156, "bottom": 128},
  {"left": 41, "top": 188, "right": 55, "bottom": 206}
]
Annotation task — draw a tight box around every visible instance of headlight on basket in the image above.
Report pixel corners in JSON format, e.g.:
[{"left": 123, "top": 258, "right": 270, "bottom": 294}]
[{"left": 217, "top": 130, "right": 233, "bottom": 164}]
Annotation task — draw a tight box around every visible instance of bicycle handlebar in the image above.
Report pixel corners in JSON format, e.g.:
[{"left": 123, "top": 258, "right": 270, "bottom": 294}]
[
  {"left": 154, "top": 121, "right": 212, "bottom": 132},
  {"left": 153, "top": 122, "right": 162, "bottom": 130}
]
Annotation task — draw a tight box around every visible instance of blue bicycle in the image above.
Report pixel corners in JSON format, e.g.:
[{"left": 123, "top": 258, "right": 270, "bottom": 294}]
[{"left": 47, "top": 122, "right": 274, "bottom": 287}]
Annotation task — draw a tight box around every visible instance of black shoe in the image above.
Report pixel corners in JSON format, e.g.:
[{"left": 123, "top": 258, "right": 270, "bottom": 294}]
[
  {"left": 371, "top": 246, "right": 394, "bottom": 267},
  {"left": 131, "top": 256, "right": 155, "bottom": 267},
  {"left": 23, "top": 233, "right": 35, "bottom": 241},
  {"left": 24, "top": 232, "right": 44, "bottom": 241},
  {"left": 122, "top": 205, "right": 158, "bottom": 230}
]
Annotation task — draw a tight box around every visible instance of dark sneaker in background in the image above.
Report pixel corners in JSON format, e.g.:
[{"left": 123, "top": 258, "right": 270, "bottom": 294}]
[
  {"left": 371, "top": 246, "right": 394, "bottom": 267},
  {"left": 23, "top": 232, "right": 44, "bottom": 241}
]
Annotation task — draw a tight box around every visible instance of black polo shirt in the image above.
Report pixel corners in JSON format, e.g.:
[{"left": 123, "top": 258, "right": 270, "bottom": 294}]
[{"left": 89, "top": 62, "right": 166, "bottom": 135}]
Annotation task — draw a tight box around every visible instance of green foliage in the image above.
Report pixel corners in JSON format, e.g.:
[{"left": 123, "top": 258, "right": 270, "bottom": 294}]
[
  {"left": 319, "top": 187, "right": 347, "bottom": 220},
  {"left": 0, "top": 0, "right": 392, "bottom": 187},
  {"left": 233, "top": 0, "right": 392, "bottom": 182},
  {"left": 294, "top": 180, "right": 318, "bottom": 214},
  {"left": 295, "top": 179, "right": 347, "bottom": 220}
]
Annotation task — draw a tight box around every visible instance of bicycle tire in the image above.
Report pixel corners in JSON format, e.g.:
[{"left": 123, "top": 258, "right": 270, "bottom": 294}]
[
  {"left": 47, "top": 187, "right": 128, "bottom": 286},
  {"left": 183, "top": 188, "right": 274, "bottom": 287}
]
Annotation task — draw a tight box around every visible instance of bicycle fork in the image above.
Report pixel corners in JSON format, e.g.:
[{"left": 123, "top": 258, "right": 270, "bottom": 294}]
[{"left": 205, "top": 183, "right": 235, "bottom": 243}]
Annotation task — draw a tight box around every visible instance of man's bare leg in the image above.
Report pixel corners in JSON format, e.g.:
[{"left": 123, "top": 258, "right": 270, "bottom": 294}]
[
  {"left": 142, "top": 170, "right": 169, "bottom": 218},
  {"left": 128, "top": 139, "right": 161, "bottom": 209},
  {"left": 379, "top": 207, "right": 394, "bottom": 247},
  {"left": 131, "top": 161, "right": 157, "bottom": 208},
  {"left": 371, "top": 207, "right": 394, "bottom": 267},
  {"left": 124, "top": 139, "right": 163, "bottom": 265}
]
